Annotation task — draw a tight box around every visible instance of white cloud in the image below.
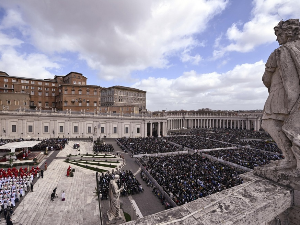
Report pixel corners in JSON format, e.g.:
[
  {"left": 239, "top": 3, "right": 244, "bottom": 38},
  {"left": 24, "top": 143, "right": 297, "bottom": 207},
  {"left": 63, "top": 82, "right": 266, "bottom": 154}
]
[
  {"left": 133, "top": 61, "right": 267, "bottom": 111},
  {"left": 0, "top": 47, "right": 60, "bottom": 79},
  {"left": 0, "top": 0, "right": 228, "bottom": 80},
  {"left": 181, "top": 49, "right": 202, "bottom": 65},
  {"left": 214, "top": 0, "right": 300, "bottom": 58}
]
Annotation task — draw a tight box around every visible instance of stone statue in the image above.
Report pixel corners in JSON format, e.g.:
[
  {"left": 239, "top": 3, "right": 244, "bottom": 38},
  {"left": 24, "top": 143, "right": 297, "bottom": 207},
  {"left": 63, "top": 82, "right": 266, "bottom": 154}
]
[
  {"left": 261, "top": 19, "right": 300, "bottom": 171},
  {"left": 107, "top": 175, "right": 125, "bottom": 223}
]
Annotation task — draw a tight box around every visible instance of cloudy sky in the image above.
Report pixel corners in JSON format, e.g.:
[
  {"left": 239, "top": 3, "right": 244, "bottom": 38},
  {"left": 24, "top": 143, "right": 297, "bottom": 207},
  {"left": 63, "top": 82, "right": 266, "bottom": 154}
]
[{"left": 0, "top": 0, "right": 299, "bottom": 111}]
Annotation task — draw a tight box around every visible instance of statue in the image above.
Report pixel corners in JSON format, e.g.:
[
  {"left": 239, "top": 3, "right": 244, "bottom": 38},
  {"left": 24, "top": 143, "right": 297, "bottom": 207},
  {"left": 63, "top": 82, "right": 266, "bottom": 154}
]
[
  {"left": 261, "top": 19, "right": 300, "bottom": 171},
  {"left": 107, "top": 174, "right": 125, "bottom": 223}
]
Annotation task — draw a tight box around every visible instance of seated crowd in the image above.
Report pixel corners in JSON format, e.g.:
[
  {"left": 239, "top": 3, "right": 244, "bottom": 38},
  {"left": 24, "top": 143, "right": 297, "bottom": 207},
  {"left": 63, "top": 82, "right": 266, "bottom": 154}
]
[
  {"left": 117, "top": 137, "right": 181, "bottom": 155},
  {"left": 30, "top": 138, "right": 68, "bottom": 151},
  {"left": 93, "top": 143, "right": 114, "bottom": 153},
  {"left": 239, "top": 140, "right": 282, "bottom": 154},
  {"left": 206, "top": 148, "right": 284, "bottom": 169},
  {"left": 143, "top": 154, "right": 244, "bottom": 206},
  {"left": 98, "top": 170, "right": 143, "bottom": 200},
  {"left": 165, "top": 136, "right": 232, "bottom": 150}
]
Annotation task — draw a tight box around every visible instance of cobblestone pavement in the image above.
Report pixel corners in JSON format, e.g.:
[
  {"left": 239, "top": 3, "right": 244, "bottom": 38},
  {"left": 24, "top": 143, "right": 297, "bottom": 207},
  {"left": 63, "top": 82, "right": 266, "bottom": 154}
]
[{"left": 4, "top": 139, "right": 165, "bottom": 225}]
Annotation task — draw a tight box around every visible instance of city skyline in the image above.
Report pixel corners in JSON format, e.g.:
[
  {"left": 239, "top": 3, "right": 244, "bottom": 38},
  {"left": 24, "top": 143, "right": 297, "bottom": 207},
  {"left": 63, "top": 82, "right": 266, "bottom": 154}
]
[{"left": 0, "top": 0, "right": 299, "bottom": 111}]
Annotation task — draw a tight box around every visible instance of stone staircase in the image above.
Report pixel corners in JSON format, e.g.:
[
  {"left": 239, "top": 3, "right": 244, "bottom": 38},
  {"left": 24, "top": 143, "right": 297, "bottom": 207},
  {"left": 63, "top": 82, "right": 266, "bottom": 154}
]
[{"left": 9, "top": 159, "right": 100, "bottom": 225}]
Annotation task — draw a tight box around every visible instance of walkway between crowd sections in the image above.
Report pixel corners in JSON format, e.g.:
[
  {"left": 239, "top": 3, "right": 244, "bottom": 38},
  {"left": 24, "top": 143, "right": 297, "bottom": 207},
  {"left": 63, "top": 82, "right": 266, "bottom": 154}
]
[
  {"left": 106, "top": 139, "right": 165, "bottom": 217},
  {"left": 3, "top": 139, "right": 165, "bottom": 225}
]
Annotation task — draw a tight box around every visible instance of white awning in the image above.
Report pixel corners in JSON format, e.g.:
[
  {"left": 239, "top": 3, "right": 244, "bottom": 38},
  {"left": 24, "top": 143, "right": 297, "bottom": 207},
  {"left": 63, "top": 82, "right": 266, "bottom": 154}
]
[{"left": 0, "top": 141, "right": 41, "bottom": 152}]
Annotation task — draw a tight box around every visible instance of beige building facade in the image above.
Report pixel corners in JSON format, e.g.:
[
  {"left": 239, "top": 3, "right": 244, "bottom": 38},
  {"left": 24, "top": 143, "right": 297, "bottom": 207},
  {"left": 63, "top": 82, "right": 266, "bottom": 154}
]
[
  {"left": 0, "top": 109, "right": 261, "bottom": 140},
  {"left": 0, "top": 71, "right": 146, "bottom": 113}
]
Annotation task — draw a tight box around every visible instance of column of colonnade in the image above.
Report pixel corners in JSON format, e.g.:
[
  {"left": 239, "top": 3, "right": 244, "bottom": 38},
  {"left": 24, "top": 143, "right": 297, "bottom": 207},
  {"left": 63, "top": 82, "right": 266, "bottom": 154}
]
[{"left": 167, "top": 116, "right": 261, "bottom": 131}]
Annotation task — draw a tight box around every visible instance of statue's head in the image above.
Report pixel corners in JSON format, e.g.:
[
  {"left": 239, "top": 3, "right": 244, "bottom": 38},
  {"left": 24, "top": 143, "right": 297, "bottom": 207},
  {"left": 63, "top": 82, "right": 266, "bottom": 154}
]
[{"left": 274, "top": 19, "right": 300, "bottom": 45}]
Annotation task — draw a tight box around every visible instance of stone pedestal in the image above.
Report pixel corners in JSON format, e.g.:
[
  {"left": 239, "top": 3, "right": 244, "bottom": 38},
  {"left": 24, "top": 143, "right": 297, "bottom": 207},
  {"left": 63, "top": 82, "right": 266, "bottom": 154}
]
[
  {"left": 254, "top": 167, "right": 300, "bottom": 225},
  {"left": 254, "top": 167, "right": 300, "bottom": 205},
  {"left": 107, "top": 208, "right": 126, "bottom": 224}
]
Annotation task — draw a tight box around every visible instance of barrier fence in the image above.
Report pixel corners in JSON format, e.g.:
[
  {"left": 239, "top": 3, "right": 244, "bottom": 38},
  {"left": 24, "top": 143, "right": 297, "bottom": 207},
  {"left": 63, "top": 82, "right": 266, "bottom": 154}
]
[{"left": 135, "top": 158, "right": 177, "bottom": 208}]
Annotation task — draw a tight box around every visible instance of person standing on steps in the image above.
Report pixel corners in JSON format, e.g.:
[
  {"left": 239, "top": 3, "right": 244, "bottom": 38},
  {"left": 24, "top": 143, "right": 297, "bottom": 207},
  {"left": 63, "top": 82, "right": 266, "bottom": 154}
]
[
  {"left": 41, "top": 169, "right": 44, "bottom": 178},
  {"left": 62, "top": 191, "right": 65, "bottom": 201}
]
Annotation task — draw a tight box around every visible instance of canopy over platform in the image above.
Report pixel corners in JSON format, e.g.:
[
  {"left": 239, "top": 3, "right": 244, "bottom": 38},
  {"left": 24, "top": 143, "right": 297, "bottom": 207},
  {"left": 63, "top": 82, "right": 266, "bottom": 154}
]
[{"left": 0, "top": 141, "right": 41, "bottom": 152}]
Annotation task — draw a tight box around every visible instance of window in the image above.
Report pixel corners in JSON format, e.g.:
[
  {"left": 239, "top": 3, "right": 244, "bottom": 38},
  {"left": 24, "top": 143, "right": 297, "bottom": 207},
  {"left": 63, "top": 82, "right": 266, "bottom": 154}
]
[
  {"left": 45, "top": 93, "right": 49, "bottom": 96},
  {"left": 72, "top": 90, "right": 75, "bottom": 94},
  {"left": 12, "top": 79, "right": 16, "bottom": 82},
  {"left": 101, "top": 127, "right": 104, "bottom": 133},
  {"left": 79, "top": 102, "right": 82, "bottom": 106},
  {"left": 73, "top": 81, "right": 76, "bottom": 84},
  {"left": 52, "top": 88, "right": 56, "bottom": 91},
  {"left": 79, "top": 90, "right": 82, "bottom": 95},
  {"left": 31, "top": 86, "right": 34, "bottom": 89},
  {"left": 64, "top": 101, "right": 67, "bottom": 106},
  {"left": 137, "top": 127, "right": 140, "bottom": 133},
  {"left": 45, "top": 102, "right": 49, "bottom": 107},
  {"left": 52, "top": 102, "right": 55, "bottom": 107},
  {"left": 31, "top": 91, "right": 34, "bottom": 95},
  {"left": 64, "top": 90, "right": 68, "bottom": 94},
  {"left": 113, "top": 127, "right": 117, "bottom": 133},
  {"left": 28, "top": 125, "right": 33, "bottom": 133},
  {"left": 86, "top": 102, "right": 89, "bottom": 106},
  {"left": 38, "top": 87, "right": 42, "bottom": 90},
  {"left": 12, "top": 125, "right": 16, "bottom": 132},
  {"left": 125, "top": 127, "right": 129, "bottom": 133},
  {"left": 52, "top": 93, "right": 55, "bottom": 97},
  {"left": 74, "top": 126, "right": 78, "bottom": 133},
  {"left": 21, "top": 80, "right": 29, "bottom": 83},
  {"left": 87, "top": 91, "right": 89, "bottom": 95},
  {"left": 60, "top": 126, "right": 63, "bottom": 133},
  {"left": 7, "top": 100, "right": 10, "bottom": 105},
  {"left": 78, "top": 82, "right": 81, "bottom": 85},
  {"left": 4, "top": 78, "right": 8, "bottom": 82},
  {"left": 38, "top": 92, "right": 42, "bottom": 96},
  {"left": 44, "top": 126, "right": 49, "bottom": 132},
  {"left": 94, "top": 102, "right": 97, "bottom": 106},
  {"left": 45, "top": 83, "right": 49, "bottom": 86},
  {"left": 94, "top": 91, "right": 97, "bottom": 95},
  {"left": 45, "top": 88, "right": 49, "bottom": 91},
  {"left": 4, "top": 84, "right": 7, "bottom": 88},
  {"left": 38, "top": 82, "right": 42, "bottom": 85},
  {"left": 31, "top": 81, "right": 35, "bottom": 84},
  {"left": 38, "top": 102, "right": 42, "bottom": 106},
  {"left": 88, "top": 127, "right": 92, "bottom": 133},
  {"left": 52, "top": 83, "right": 55, "bottom": 86}
]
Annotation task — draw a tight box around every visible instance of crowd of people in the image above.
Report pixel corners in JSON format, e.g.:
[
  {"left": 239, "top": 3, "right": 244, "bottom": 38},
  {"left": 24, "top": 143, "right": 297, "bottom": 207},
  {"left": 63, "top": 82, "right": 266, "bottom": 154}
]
[
  {"left": 117, "top": 137, "right": 182, "bottom": 155},
  {"left": 239, "top": 140, "right": 282, "bottom": 154},
  {"left": 143, "top": 154, "right": 244, "bottom": 206},
  {"left": 206, "top": 148, "right": 284, "bottom": 169},
  {"left": 0, "top": 167, "right": 39, "bottom": 223},
  {"left": 165, "top": 136, "right": 232, "bottom": 150},
  {"left": 98, "top": 170, "right": 143, "bottom": 200},
  {"left": 93, "top": 143, "right": 114, "bottom": 153},
  {"left": 30, "top": 138, "right": 68, "bottom": 151}
]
